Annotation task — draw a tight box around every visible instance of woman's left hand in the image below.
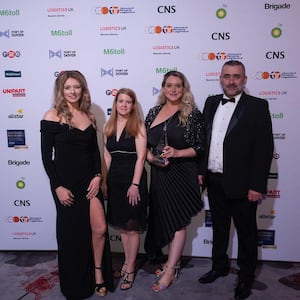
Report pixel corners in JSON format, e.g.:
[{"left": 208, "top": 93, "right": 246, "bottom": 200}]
[
  {"left": 127, "top": 185, "right": 141, "bottom": 206},
  {"left": 86, "top": 176, "right": 101, "bottom": 199}
]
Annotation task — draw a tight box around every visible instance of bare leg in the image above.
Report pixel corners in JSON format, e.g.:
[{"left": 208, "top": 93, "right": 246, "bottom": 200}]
[
  {"left": 90, "top": 197, "right": 107, "bottom": 287},
  {"left": 120, "top": 230, "right": 140, "bottom": 289},
  {"left": 152, "top": 227, "right": 186, "bottom": 292}
]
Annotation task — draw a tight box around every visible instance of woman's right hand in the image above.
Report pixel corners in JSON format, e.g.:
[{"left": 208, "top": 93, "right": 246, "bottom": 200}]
[{"left": 55, "top": 186, "right": 74, "bottom": 207}]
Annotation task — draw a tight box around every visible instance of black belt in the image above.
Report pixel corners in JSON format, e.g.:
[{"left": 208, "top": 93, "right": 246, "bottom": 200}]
[{"left": 208, "top": 170, "right": 223, "bottom": 176}]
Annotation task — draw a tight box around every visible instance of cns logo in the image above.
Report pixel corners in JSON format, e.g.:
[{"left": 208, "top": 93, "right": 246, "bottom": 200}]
[
  {"left": 2, "top": 50, "right": 21, "bottom": 58},
  {"left": 157, "top": 6, "right": 176, "bottom": 13},
  {"left": 266, "top": 51, "right": 285, "bottom": 59},
  {"left": 211, "top": 32, "right": 230, "bottom": 40}
]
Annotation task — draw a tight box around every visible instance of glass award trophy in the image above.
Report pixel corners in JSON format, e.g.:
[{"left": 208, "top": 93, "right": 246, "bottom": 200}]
[{"left": 151, "top": 122, "right": 169, "bottom": 167}]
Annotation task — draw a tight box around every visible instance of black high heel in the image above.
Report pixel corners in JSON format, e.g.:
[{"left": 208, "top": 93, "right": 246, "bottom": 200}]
[
  {"left": 95, "top": 266, "right": 107, "bottom": 297},
  {"left": 120, "top": 271, "right": 135, "bottom": 290}
]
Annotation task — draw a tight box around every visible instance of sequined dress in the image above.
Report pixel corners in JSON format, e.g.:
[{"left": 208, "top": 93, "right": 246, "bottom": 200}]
[{"left": 144, "top": 107, "right": 205, "bottom": 253}]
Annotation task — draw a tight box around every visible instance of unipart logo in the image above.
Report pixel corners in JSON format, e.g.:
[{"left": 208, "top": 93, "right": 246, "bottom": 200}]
[
  {"left": 267, "top": 189, "right": 280, "bottom": 198},
  {"left": 2, "top": 50, "right": 21, "bottom": 58},
  {"left": 202, "top": 52, "right": 243, "bottom": 61},
  {"left": 94, "top": 6, "right": 135, "bottom": 15},
  {"left": 145, "top": 25, "right": 189, "bottom": 34},
  {"left": 3, "top": 88, "right": 26, "bottom": 97}
]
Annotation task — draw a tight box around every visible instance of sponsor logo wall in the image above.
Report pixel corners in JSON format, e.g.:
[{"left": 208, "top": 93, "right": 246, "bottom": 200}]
[{"left": 1, "top": 1, "right": 299, "bottom": 262}]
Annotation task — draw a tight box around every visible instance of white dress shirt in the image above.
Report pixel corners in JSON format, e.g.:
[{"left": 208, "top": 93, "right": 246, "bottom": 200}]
[{"left": 208, "top": 93, "right": 242, "bottom": 173}]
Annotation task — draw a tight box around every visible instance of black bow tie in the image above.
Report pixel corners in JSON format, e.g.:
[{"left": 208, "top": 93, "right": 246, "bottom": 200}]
[{"left": 221, "top": 97, "right": 235, "bottom": 105}]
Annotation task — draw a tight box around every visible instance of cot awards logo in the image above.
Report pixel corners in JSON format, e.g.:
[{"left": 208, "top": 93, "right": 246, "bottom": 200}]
[
  {"left": 216, "top": 8, "right": 227, "bottom": 19},
  {"left": 94, "top": 6, "right": 135, "bottom": 15},
  {"left": 255, "top": 71, "right": 297, "bottom": 80},
  {"left": 202, "top": 51, "right": 243, "bottom": 61},
  {"left": 145, "top": 25, "right": 189, "bottom": 34},
  {"left": 7, "top": 129, "right": 28, "bottom": 149},
  {"left": 257, "top": 229, "right": 276, "bottom": 248}
]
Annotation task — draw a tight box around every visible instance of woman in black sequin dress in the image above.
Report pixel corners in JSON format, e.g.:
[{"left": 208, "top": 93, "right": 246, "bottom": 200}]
[{"left": 144, "top": 71, "right": 205, "bottom": 292}]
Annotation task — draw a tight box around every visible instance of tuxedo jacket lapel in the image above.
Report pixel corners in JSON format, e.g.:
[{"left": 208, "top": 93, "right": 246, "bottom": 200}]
[{"left": 225, "top": 92, "right": 247, "bottom": 137}]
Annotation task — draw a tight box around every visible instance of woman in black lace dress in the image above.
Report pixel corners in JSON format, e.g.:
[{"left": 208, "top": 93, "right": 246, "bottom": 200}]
[
  {"left": 103, "top": 88, "right": 148, "bottom": 290},
  {"left": 144, "top": 71, "right": 205, "bottom": 292},
  {"left": 41, "top": 71, "right": 113, "bottom": 299}
]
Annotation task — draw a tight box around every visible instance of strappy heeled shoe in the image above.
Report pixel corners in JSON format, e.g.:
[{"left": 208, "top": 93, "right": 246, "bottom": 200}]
[
  {"left": 155, "top": 260, "right": 181, "bottom": 277},
  {"left": 95, "top": 266, "right": 107, "bottom": 297},
  {"left": 152, "top": 264, "right": 179, "bottom": 293},
  {"left": 113, "top": 262, "right": 127, "bottom": 278},
  {"left": 120, "top": 271, "right": 135, "bottom": 290}
]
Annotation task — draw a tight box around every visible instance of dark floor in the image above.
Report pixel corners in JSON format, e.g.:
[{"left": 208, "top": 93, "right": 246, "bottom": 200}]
[{"left": 0, "top": 251, "right": 299, "bottom": 300}]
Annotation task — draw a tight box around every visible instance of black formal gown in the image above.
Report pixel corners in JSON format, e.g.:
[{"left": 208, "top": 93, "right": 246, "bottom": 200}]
[
  {"left": 106, "top": 129, "right": 148, "bottom": 232},
  {"left": 40, "top": 120, "right": 114, "bottom": 299},
  {"left": 144, "top": 111, "right": 204, "bottom": 254}
]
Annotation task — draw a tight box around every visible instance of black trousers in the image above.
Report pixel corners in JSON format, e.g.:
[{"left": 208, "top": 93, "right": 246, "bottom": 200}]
[{"left": 207, "top": 172, "right": 258, "bottom": 283}]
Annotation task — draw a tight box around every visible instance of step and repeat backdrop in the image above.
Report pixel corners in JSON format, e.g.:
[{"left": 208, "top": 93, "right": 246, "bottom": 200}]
[{"left": 1, "top": 1, "right": 299, "bottom": 262}]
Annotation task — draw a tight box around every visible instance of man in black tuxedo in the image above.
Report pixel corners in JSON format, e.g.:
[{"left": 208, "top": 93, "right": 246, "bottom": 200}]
[{"left": 198, "top": 60, "right": 274, "bottom": 299}]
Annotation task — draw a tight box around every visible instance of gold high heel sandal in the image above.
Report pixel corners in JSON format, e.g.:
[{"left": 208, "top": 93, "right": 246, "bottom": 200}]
[
  {"left": 95, "top": 266, "right": 107, "bottom": 297},
  {"left": 155, "top": 260, "right": 181, "bottom": 277},
  {"left": 152, "top": 264, "right": 179, "bottom": 292}
]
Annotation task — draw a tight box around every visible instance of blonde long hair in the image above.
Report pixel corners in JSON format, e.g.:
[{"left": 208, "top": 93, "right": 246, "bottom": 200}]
[
  {"left": 158, "top": 71, "right": 196, "bottom": 125},
  {"left": 53, "top": 70, "right": 95, "bottom": 127},
  {"left": 104, "top": 88, "right": 143, "bottom": 137}
]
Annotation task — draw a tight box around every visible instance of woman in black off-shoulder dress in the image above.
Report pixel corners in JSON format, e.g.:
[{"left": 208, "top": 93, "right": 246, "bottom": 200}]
[
  {"left": 144, "top": 71, "right": 205, "bottom": 292},
  {"left": 41, "top": 71, "right": 113, "bottom": 299}
]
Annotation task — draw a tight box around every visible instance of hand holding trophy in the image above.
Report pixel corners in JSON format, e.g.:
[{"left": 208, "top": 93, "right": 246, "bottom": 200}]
[{"left": 151, "top": 121, "right": 170, "bottom": 167}]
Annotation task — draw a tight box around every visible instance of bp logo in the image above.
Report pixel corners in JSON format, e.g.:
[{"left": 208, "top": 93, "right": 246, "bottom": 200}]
[
  {"left": 216, "top": 8, "right": 226, "bottom": 19},
  {"left": 16, "top": 180, "right": 25, "bottom": 189},
  {"left": 271, "top": 27, "right": 282, "bottom": 38}
]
